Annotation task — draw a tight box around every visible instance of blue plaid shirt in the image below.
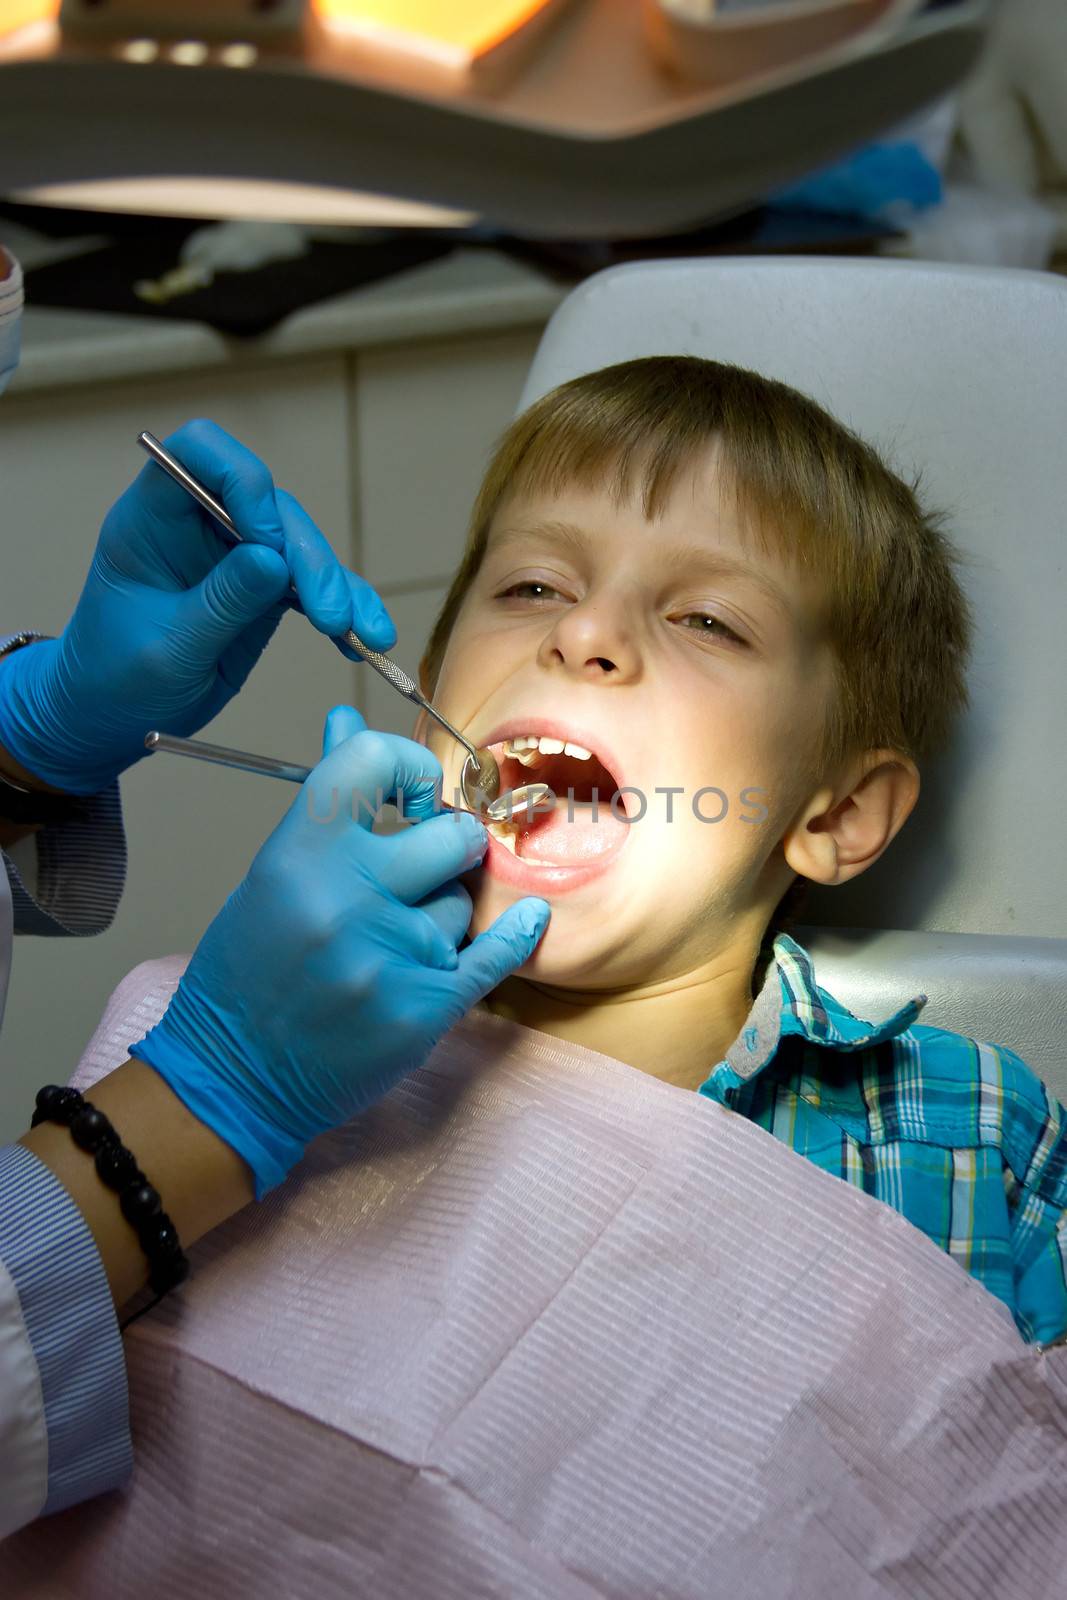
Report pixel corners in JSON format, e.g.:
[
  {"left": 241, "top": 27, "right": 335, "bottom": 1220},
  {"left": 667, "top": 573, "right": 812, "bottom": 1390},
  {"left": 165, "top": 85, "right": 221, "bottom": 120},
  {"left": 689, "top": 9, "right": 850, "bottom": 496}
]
[{"left": 700, "top": 933, "right": 1067, "bottom": 1348}]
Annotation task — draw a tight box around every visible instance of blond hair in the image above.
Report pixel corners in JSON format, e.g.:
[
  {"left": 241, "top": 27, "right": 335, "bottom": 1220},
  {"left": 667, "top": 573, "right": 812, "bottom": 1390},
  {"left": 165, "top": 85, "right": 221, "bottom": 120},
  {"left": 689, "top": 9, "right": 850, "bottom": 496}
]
[{"left": 422, "top": 356, "right": 973, "bottom": 785}]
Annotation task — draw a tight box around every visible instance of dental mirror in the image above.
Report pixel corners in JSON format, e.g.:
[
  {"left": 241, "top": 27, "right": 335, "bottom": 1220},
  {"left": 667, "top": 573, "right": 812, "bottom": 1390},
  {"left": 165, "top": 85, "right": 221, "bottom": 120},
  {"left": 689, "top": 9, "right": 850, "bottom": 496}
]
[
  {"left": 483, "top": 781, "right": 553, "bottom": 824},
  {"left": 461, "top": 750, "right": 552, "bottom": 824}
]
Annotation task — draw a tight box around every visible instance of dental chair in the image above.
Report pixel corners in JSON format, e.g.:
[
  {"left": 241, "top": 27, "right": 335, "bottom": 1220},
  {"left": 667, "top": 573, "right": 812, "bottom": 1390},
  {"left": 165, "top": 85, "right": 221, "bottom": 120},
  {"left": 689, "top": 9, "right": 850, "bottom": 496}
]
[{"left": 519, "top": 258, "right": 1067, "bottom": 1102}]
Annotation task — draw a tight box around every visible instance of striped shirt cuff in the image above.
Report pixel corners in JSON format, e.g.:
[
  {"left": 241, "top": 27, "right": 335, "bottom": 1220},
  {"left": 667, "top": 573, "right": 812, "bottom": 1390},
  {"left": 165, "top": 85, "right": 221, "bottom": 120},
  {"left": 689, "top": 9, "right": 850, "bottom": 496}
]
[
  {"left": 0, "top": 1143, "right": 132, "bottom": 1519},
  {"left": 3, "top": 784, "right": 127, "bottom": 938},
  {"left": 0, "top": 631, "right": 127, "bottom": 936}
]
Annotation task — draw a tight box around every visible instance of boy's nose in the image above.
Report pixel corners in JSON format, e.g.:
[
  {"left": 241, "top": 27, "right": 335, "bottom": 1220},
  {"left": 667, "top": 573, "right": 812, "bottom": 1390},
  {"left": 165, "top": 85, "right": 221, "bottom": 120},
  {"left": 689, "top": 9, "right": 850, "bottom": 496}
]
[{"left": 536, "top": 597, "right": 642, "bottom": 683}]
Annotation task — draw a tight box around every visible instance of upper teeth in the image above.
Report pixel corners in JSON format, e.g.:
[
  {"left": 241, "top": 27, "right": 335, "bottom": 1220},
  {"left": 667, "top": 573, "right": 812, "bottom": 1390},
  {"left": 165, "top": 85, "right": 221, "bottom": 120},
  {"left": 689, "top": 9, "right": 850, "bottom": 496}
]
[{"left": 504, "top": 735, "right": 593, "bottom": 764}]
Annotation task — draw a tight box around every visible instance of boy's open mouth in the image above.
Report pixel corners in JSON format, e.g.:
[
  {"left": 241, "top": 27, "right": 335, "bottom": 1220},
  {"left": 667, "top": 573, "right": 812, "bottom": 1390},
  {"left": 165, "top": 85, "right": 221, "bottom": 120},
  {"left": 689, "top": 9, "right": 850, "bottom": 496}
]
[{"left": 481, "top": 725, "right": 630, "bottom": 869}]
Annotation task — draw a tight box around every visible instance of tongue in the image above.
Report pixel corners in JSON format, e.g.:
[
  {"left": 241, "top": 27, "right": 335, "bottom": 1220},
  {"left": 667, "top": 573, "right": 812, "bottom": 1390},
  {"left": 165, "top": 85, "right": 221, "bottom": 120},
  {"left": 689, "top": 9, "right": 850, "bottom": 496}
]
[{"left": 515, "top": 802, "right": 629, "bottom": 864}]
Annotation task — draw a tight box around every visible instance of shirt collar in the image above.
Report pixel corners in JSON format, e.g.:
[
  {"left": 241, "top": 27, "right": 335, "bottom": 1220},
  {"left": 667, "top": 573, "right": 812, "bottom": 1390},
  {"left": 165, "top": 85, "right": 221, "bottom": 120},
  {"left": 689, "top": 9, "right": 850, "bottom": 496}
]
[{"left": 716, "top": 931, "right": 928, "bottom": 1088}]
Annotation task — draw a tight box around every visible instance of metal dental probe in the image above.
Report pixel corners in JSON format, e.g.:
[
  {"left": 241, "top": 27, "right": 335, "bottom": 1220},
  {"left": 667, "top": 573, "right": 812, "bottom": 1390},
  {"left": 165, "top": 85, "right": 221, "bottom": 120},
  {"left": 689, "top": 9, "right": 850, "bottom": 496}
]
[
  {"left": 145, "top": 731, "right": 312, "bottom": 785},
  {"left": 137, "top": 429, "right": 502, "bottom": 811},
  {"left": 143, "top": 731, "right": 549, "bottom": 825}
]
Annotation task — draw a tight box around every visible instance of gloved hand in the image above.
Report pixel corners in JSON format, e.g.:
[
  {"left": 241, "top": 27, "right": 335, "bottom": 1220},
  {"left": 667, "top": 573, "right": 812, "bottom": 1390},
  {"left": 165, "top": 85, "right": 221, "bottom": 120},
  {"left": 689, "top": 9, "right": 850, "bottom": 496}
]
[
  {"left": 130, "top": 706, "right": 551, "bottom": 1196},
  {"left": 0, "top": 419, "right": 396, "bottom": 794}
]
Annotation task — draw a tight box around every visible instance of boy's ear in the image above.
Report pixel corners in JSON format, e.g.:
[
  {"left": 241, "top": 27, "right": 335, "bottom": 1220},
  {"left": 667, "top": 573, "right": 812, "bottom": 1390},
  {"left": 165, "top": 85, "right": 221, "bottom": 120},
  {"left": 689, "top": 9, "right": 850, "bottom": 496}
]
[{"left": 781, "top": 749, "right": 920, "bottom": 888}]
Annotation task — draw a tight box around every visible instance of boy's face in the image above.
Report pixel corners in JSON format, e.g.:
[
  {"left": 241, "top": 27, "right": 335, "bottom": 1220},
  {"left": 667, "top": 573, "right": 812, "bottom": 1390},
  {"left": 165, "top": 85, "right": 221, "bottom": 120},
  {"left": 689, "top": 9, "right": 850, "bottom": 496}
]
[{"left": 419, "top": 445, "right": 837, "bottom": 990}]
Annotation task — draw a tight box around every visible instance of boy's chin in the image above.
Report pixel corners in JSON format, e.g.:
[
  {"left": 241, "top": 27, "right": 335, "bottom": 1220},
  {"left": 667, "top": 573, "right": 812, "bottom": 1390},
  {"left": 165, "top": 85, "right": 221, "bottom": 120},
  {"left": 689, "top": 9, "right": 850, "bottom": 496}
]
[
  {"left": 464, "top": 895, "right": 544, "bottom": 961},
  {"left": 462, "top": 894, "right": 597, "bottom": 982}
]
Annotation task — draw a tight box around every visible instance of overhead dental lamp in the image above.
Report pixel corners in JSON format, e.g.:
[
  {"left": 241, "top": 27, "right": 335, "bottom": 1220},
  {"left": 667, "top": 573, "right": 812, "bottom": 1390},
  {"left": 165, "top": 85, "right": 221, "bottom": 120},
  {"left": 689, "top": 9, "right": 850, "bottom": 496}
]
[{"left": 0, "top": 0, "right": 989, "bottom": 236}]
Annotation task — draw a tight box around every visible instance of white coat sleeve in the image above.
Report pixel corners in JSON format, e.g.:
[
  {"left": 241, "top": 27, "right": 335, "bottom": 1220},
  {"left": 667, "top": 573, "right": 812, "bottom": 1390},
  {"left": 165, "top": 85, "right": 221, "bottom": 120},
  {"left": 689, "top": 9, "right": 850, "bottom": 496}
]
[
  {"left": 0, "top": 1143, "right": 132, "bottom": 1538},
  {"left": 0, "top": 643, "right": 132, "bottom": 1534}
]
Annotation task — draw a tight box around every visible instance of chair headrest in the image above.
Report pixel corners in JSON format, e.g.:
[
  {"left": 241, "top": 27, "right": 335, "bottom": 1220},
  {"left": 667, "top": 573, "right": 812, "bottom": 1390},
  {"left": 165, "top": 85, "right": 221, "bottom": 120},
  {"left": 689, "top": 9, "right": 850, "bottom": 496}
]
[{"left": 520, "top": 259, "right": 1067, "bottom": 943}]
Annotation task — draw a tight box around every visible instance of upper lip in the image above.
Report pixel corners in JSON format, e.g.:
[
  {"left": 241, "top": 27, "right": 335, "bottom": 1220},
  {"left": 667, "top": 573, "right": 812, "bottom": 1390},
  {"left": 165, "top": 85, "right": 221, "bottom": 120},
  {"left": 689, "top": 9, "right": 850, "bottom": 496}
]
[{"left": 478, "top": 716, "right": 627, "bottom": 796}]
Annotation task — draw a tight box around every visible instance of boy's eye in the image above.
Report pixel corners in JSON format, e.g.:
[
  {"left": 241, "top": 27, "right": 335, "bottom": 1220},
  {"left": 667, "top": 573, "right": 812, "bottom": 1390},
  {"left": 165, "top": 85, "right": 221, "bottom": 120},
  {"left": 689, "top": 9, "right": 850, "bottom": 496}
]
[
  {"left": 498, "top": 581, "right": 566, "bottom": 602},
  {"left": 495, "top": 586, "right": 744, "bottom": 646},
  {"left": 676, "top": 611, "right": 744, "bottom": 645}
]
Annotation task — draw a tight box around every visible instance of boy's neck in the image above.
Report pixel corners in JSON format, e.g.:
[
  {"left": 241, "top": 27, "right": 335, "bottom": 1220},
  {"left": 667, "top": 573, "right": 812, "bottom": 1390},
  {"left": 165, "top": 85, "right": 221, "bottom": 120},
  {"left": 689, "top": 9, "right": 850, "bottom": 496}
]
[{"left": 484, "top": 950, "right": 762, "bottom": 1093}]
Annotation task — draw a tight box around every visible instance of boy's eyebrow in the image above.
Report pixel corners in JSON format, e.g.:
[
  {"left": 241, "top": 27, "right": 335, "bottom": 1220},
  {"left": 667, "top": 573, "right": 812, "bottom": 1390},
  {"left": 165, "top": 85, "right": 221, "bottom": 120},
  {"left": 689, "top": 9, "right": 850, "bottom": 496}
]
[{"left": 489, "top": 519, "right": 793, "bottom": 620}]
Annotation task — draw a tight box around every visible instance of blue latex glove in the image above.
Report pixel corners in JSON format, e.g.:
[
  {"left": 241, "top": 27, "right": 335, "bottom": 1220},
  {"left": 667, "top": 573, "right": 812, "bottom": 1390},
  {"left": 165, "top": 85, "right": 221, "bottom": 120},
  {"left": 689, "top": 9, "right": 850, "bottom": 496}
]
[
  {"left": 130, "top": 706, "right": 551, "bottom": 1197},
  {"left": 0, "top": 419, "right": 396, "bottom": 794}
]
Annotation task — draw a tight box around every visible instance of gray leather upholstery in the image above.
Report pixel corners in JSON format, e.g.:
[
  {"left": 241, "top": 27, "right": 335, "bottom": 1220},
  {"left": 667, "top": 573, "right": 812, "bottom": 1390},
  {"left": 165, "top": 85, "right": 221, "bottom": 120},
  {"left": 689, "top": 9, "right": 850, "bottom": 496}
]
[
  {"left": 794, "top": 928, "right": 1064, "bottom": 1095},
  {"left": 519, "top": 260, "right": 1066, "bottom": 1101}
]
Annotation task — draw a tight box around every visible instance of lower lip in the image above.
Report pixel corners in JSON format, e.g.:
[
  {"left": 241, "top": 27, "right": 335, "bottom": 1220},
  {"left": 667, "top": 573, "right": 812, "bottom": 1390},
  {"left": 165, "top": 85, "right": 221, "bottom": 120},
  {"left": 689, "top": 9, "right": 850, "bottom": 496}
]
[{"left": 481, "top": 829, "right": 626, "bottom": 894}]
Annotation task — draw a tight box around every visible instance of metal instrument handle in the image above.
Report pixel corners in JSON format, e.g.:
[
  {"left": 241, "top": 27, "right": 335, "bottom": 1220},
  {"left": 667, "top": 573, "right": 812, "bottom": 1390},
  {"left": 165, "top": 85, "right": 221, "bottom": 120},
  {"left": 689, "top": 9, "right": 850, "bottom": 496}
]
[
  {"left": 137, "top": 431, "right": 474, "bottom": 755},
  {"left": 145, "top": 731, "right": 311, "bottom": 784}
]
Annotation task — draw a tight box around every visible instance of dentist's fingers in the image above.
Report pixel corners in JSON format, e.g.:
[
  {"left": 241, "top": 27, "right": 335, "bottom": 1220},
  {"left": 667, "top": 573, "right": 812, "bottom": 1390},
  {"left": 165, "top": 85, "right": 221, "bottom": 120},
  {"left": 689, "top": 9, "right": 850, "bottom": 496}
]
[
  {"left": 179, "top": 542, "right": 291, "bottom": 652},
  {"left": 175, "top": 543, "right": 291, "bottom": 696},
  {"left": 368, "top": 895, "right": 460, "bottom": 973},
  {"left": 452, "top": 897, "right": 551, "bottom": 1005},
  {"left": 330, "top": 569, "right": 398, "bottom": 658},
  {"left": 275, "top": 488, "right": 396, "bottom": 648},
  {"left": 305, "top": 727, "right": 445, "bottom": 830},
  {"left": 158, "top": 419, "right": 286, "bottom": 550},
  {"left": 372, "top": 811, "right": 487, "bottom": 904},
  {"left": 321, "top": 704, "right": 367, "bottom": 758},
  {"left": 415, "top": 880, "right": 474, "bottom": 955}
]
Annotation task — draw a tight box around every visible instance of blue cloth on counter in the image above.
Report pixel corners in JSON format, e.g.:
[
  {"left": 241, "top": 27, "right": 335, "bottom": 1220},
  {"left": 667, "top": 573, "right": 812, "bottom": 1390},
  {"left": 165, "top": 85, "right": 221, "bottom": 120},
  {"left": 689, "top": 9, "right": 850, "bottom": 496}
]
[{"left": 773, "top": 142, "right": 943, "bottom": 220}]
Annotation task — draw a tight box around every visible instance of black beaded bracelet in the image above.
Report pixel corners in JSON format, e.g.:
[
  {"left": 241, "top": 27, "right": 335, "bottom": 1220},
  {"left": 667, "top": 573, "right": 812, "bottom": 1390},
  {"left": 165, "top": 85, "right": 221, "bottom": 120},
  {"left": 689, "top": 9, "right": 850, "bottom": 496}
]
[{"left": 31, "top": 1085, "right": 190, "bottom": 1301}]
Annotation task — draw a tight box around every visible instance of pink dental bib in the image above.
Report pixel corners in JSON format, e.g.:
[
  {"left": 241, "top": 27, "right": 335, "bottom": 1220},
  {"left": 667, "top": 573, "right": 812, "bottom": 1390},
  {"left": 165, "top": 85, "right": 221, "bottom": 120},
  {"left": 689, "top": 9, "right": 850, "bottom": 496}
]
[{"left": 4, "top": 956, "right": 1067, "bottom": 1598}]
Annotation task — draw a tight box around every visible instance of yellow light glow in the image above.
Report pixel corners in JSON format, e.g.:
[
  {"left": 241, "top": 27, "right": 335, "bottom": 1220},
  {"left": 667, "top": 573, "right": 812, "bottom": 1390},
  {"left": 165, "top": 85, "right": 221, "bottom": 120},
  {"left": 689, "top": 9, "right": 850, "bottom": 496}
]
[
  {"left": 0, "top": 0, "right": 54, "bottom": 32},
  {"left": 219, "top": 42, "right": 257, "bottom": 68},
  {"left": 316, "top": 0, "right": 556, "bottom": 58},
  {"left": 168, "top": 39, "right": 209, "bottom": 66},
  {"left": 13, "top": 175, "right": 478, "bottom": 228},
  {"left": 120, "top": 38, "right": 159, "bottom": 63}
]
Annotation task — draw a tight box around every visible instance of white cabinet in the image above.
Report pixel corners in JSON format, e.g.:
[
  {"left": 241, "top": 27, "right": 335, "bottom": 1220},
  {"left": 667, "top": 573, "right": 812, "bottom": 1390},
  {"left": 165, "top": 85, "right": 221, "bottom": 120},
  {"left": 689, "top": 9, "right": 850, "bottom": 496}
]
[
  {"left": 358, "top": 583, "right": 451, "bottom": 739},
  {"left": 352, "top": 326, "right": 542, "bottom": 734},
  {"left": 354, "top": 328, "right": 543, "bottom": 590}
]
